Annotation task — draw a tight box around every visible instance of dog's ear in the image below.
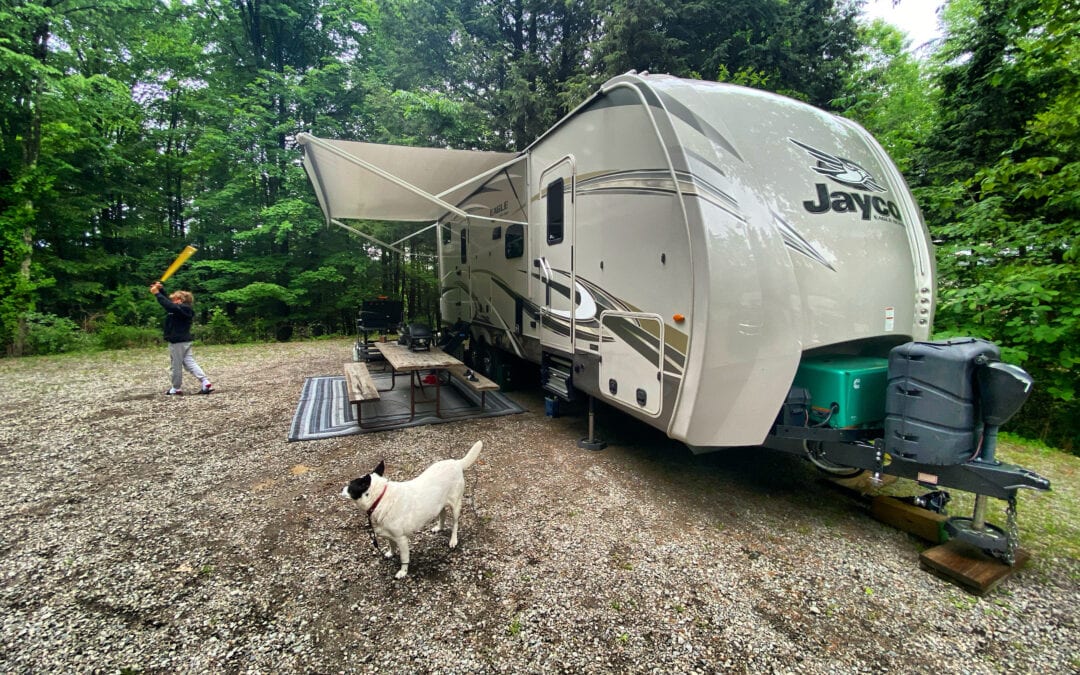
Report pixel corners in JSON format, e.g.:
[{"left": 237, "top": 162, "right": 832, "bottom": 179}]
[{"left": 373, "top": 460, "right": 385, "bottom": 477}]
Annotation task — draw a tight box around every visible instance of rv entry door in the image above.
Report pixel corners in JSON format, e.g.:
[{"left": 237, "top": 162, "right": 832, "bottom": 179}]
[{"left": 534, "top": 157, "right": 577, "bottom": 356}]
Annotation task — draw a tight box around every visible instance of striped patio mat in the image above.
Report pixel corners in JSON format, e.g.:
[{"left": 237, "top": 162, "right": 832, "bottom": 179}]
[{"left": 288, "top": 372, "right": 524, "bottom": 441}]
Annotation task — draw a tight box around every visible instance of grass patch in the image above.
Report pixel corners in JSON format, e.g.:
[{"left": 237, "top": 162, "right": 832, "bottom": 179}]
[{"left": 507, "top": 615, "right": 523, "bottom": 637}]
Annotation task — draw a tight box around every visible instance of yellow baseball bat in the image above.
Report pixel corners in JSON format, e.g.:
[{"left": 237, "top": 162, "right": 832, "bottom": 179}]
[{"left": 159, "top": 245, "right": 198, "bottom": 283}]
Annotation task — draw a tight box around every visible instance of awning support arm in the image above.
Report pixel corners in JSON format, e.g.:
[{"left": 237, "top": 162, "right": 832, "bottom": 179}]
[
  {"left": 331, "top": 219, "right": 406, "bottom": 255},
  {"left": 392, "top": 222, "right": 438, "bottom": 247}
]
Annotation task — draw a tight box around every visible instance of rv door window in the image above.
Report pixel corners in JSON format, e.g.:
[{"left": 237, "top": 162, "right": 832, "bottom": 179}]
[
  {"left": 546, "top": 178, "right": 564, "bottom": 245},
  {"left": 460, "top": 229, "right": 468, "bottom": 264},
  {"left": 505, "top": 223, "right": 524, "bottom": 259}
]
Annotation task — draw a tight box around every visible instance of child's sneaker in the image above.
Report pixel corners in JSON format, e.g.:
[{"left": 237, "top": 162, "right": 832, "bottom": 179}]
[
  {"left": 198, "top": 382, "right": 214, "bottom": 395},
  {"left": 165, "top": 388, "right": 183, "bottom": 396}
]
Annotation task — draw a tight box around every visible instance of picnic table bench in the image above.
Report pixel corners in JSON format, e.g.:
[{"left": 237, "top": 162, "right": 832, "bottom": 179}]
[
  {"left": 446, "top": 364, "right": 499, "bottom": 410},
  {"left": 343, "top": 362, "right": 380, "bottom": 427}
]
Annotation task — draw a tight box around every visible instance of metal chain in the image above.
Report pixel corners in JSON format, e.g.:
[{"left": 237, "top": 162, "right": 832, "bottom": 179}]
[{"left": 1004, "top": 492, "right": 1019, "bottom": 566}]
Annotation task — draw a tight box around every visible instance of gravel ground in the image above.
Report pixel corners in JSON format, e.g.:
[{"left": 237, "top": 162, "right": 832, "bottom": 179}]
[{"left": 0, "top": 338, "right": 1077, "bottom": 674}]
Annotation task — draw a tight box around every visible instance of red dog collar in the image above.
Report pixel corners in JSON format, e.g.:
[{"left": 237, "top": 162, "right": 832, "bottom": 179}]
[{"left": 368, "top": 484, "right": 388, "bottom": 515}]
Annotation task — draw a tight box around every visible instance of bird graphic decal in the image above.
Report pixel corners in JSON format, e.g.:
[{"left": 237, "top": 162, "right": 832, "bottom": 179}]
[{"left": 790, "top": 139, "right": 887, "bottom": 192}]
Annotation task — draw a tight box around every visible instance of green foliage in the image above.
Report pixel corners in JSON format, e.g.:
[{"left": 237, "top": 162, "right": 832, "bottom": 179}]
[
  {"left": 715, "top": 65, "right": 773, "bottom": 90},
  {"left": 916, "top": 0, "right": 1080, "bottom": 450},
  {"left": 836, "top": 20, "right": 936, "bottom": 173},
  {"left": 199, "top": 308, "right": 242, "bottom": 345},
  {"left": 96, "top": 324, "right": 160, "bottom": 351},
  {"left": 597, "top": 0, "right": 862, "bottom": 109},
  {"left": 215, "top": 282, "right": 295, "bottom": 306},
  {"left": 22, "top": 313, "right": 92, "bottom": 356}
]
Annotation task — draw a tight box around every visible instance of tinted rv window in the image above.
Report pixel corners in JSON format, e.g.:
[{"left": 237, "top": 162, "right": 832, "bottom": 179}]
[
  {"left": 505, "top": 223, "right": 524, "bottom": 259},
  {"left": 546, "top": 178, "right": 564, "bottom": 244},
  {"left": 460, "top": 229, "right": 468, "bottom": 264}
]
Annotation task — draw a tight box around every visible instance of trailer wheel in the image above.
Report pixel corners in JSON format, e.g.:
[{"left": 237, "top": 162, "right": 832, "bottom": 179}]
[{"left": 473, "top": 339, "right": 497, "bottom": 378}]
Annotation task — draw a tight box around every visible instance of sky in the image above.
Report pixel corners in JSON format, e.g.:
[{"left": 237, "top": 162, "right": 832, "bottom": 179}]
[{"left": 861, "top": 0, "right": 945, "bottom": 51}]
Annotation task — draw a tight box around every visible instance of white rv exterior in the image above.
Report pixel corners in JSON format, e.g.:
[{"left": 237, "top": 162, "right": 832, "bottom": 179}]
[
  {"left": 299, "top": 72, "right": 936, "bottom": 450},
  {"left": 299, "top": 73, "right": 1057, "bottom": 561},
  {"left": 434, "top": 73, "right": 934, "bottom": 448}
]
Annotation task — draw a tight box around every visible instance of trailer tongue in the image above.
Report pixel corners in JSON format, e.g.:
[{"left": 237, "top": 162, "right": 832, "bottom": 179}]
[{"left": 766, "top": 337, "right": 1048, "bottom": 564}]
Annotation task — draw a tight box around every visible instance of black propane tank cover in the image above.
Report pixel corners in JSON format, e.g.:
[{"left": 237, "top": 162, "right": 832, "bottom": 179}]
[
  {"left": 977, "top": 361, "right": 1034, "bottom": 426},
  {"left": 884, "top": 338, "right": 1001, "bottom": 466}
]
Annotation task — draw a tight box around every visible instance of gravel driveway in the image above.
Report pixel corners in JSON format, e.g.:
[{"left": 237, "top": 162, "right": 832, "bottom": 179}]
[{"left": 1, "top": 339, "right": 1077, "bottom": 673}]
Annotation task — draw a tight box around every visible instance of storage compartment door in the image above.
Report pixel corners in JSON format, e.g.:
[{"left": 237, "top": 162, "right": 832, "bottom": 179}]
[{"left": 599, "top": 312, "right": 664, "bottom": 416}]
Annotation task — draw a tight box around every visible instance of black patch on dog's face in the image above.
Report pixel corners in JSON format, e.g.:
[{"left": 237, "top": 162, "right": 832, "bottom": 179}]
[{"left": 346, "top": 475, "right": 372, "bottom": 500}]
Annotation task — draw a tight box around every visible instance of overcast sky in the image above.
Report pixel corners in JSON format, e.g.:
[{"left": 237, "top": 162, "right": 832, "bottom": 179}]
[{"left": 861, "top": 0, "right": 944, "bottom": 51}]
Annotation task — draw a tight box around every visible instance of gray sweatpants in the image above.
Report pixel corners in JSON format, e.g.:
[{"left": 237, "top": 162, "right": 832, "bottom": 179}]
[{"left": 168, "top": 341, "right": 207, "bottom": 389}]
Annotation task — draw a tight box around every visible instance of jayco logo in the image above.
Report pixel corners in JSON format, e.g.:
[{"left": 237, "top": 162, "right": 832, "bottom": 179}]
[{"left": 790, "top": 138, "right": 903, "bottom": 223}]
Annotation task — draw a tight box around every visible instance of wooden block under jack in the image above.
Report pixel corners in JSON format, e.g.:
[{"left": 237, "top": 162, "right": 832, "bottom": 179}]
[
  {"left": 871, "top": 496, "right": 948, "bottom": 544},
  {"left": 827, "top": 471, "right": 898, "bottom": 495},
  {"left": 920, "top": 540, "right": 1030, "bottom": 595}
]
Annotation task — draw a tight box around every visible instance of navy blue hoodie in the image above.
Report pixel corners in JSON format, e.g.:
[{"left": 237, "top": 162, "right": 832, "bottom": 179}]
[{"left": 155, "top": 291, "right": 195, "bottom": 343}]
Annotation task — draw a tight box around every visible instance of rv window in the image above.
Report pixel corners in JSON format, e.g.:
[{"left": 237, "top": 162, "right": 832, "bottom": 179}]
[
  {"left": 546, "top": 178, "right": 564, "bottom": 244},
  {"left": 505, "top": 223, "right": 524, "bottom": 259},
  {"left": 460, "top": 229, "right": 468, "bottom": 264},
  {"left": 492, "top": 226, "right": 502, "bottom": 240}
]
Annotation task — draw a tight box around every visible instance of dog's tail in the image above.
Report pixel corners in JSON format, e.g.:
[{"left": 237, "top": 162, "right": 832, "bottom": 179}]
[{"left": 459, "top": 440, "right": 483, "bottom": 470}]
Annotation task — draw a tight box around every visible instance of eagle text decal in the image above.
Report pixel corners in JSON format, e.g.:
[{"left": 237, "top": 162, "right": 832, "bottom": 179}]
[{"left": 790, "top": 139, "right": 903, "bottom": 223}]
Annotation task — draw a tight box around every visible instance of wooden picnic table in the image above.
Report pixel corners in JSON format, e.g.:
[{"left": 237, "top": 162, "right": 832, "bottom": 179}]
[{"left": 373, "top": 342, "right": 464, "bottom": 420}]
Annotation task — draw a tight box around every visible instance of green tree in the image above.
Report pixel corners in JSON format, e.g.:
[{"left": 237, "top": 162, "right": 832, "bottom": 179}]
[
  {"left": 595, "top": 0, "right": 863, "bottom": 108},
  {"left": 0, "top": 0, "right": 164, "bottom": 353},
  {"left": 837, "top": 19, "right": 936, "bottom": 173},
  {"left": 916, "top": 0, "right": 1080, "bottom": 448}
]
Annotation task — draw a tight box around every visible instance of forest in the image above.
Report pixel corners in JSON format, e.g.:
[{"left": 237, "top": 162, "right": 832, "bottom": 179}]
[{"left": 1, "top": 0, "right": 1076, "bottom": 448}]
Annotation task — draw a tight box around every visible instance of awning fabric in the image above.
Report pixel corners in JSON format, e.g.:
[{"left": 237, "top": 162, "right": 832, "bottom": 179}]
[{"left": 297, "top": 134, "right": 519, "bottom": 223}]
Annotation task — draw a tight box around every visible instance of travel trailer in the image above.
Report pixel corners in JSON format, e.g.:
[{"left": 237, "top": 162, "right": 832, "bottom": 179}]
[{"left": 298, "top": 72, "right": 1049, "bottom": 562}]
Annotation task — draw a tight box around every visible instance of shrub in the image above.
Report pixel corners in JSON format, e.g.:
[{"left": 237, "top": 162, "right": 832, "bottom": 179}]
[
  {"left": 199, "top": 307, "right": 240, "bottom": 344},
  {"left": 97, "top": 324, "right": 160, "bottom": 350},
  {"left": 23, "top": 313, "right": 91, "bottom": 355}
]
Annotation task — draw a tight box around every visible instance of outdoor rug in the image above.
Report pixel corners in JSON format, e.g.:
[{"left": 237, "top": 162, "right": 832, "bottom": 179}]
[{"left": 288, "top": 371, "right": 525, "bottom": 441}]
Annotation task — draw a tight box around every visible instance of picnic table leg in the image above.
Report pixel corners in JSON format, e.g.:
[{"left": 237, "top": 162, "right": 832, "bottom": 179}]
[
  {"left": 409, "top": 372, "right": 417, "bottom": 420},
  {"left": 377, "top": 366, "right": 398, "bottom": 393},
  {"left": 435, "top": 374, "right": 442, "bottom": 417}
]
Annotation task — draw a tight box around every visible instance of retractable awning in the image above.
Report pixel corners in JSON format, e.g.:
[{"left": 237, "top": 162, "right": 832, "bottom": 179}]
[{"left": 297, "top": 133, "right": 521, "bottom": 226}]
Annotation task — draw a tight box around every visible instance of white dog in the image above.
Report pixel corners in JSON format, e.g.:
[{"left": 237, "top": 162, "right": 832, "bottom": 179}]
[{"left": 341, "top": 440, "right": 482, "bottom": 578}]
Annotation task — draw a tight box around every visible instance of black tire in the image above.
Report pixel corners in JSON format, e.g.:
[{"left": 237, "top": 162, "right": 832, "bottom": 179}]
[{"left": 470, "top": 338, "right": 503, "bottom": 381}]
